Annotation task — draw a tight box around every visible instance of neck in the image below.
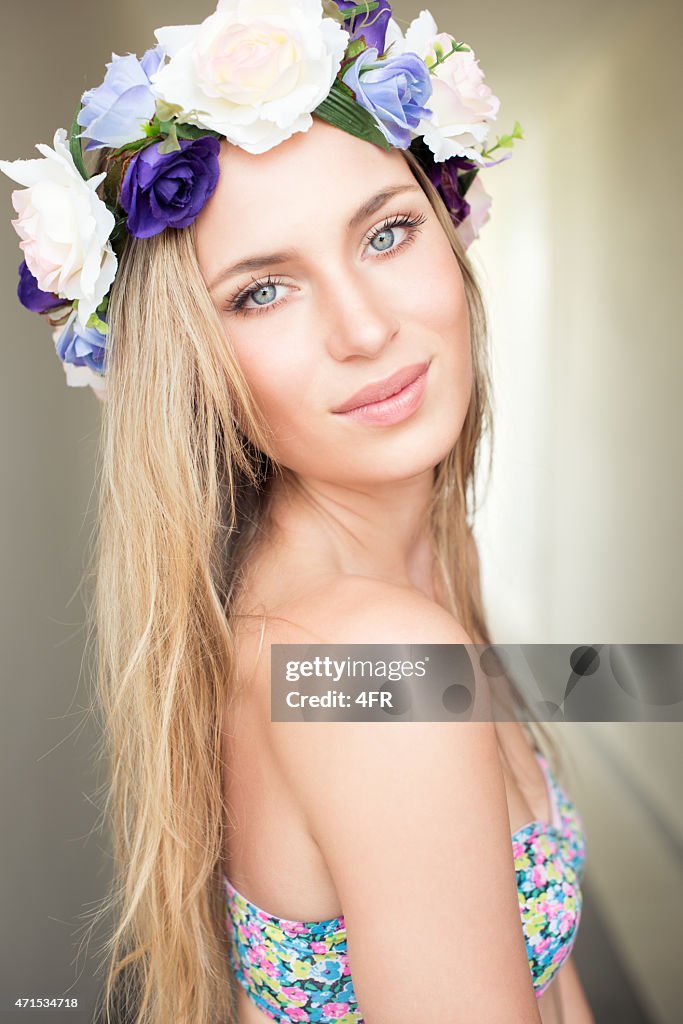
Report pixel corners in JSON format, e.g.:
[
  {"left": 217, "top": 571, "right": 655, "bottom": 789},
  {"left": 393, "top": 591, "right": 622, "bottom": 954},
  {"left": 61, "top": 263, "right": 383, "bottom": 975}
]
[{"left": 269, "top": 467, "right": 440, "bottom": 601}]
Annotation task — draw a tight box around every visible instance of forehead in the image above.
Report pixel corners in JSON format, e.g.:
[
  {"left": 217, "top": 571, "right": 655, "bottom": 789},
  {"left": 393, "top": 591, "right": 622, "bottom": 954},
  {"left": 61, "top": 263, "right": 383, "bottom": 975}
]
[{"left": 194, "top": 119, "right": 417, "bottom": 271}]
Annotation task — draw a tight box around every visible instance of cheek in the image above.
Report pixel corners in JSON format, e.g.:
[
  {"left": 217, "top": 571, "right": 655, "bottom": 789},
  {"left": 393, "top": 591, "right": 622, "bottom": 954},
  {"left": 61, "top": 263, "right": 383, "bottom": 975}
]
[
  {"left": 393, "top": 225, "right": 470, "bottom": 336},
  {"left": 417, "top": 247, "right": 474, "bottom": 428},
  {"left": 427, "top": 244, "right": 470, "bottom": 333},
  {"left": 227, "top": 330, "right": 318, "bottom": 458}
]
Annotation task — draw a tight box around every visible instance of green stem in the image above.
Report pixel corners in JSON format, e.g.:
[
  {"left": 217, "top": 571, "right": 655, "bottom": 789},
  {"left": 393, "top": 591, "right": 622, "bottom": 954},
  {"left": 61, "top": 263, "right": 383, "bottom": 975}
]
[
  {"left": 428, "top": 39, "right": 470, "bottom": 72},
  {"left": 341, "top": 2, "right": 380, "bottom": 19}
]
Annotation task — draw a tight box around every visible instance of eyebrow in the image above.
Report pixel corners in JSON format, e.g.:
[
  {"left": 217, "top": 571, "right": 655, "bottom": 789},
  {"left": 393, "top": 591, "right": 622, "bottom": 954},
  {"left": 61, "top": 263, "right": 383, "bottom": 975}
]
[{"left": 207, "top": 183, "right": 423, "bottom": 292}]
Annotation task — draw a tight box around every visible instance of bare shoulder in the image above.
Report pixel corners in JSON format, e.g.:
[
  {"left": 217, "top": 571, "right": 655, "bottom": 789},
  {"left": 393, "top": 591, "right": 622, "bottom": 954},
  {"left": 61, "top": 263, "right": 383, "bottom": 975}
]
[
  {"left": 259, "top": 575, "right": 489, "bottom": 719},
  {"left": 260, "top": 579, "right": 540, "bottom": 1020},
  {"left": 264, "top": 574, "right": 476, "bottom": 645}
]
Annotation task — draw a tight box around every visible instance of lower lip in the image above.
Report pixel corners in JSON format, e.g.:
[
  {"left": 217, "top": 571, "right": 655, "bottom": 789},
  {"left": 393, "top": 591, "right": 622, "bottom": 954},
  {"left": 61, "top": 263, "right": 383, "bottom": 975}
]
[{"left": 334, "top": 365, "right": 430, "bottom": 425}]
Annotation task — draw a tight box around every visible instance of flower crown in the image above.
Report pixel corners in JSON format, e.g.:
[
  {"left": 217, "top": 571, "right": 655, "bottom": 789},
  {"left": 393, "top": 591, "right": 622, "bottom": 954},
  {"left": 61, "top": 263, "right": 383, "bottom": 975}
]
[{"left": 0, "top": 0, "right": 522, "bottom": 399}]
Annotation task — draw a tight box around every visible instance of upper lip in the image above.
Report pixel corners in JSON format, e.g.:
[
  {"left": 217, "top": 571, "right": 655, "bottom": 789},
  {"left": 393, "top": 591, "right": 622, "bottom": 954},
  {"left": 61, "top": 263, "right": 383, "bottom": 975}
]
[{"left": 332, "top": 360, "right": 430, "bottom": 413}]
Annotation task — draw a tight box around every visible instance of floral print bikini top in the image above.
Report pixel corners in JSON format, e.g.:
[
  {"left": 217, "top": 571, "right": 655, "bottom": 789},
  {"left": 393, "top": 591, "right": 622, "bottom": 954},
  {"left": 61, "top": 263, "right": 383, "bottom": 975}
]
[{"left": 223, "top": 751, "right": 587, "bottom": 1023}]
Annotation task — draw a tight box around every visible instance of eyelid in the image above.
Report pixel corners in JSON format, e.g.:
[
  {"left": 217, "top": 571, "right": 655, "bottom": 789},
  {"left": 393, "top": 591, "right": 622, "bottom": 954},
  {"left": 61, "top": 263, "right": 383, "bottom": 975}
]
[
  {"left": 226, "top": 210, "right": 427, "bottom": 315},
  {"left": 225, "top": 272, "right": 286, "bottom": 315},
  {"left": 364, "top": 211, "right": 427, "bottom": 244}
]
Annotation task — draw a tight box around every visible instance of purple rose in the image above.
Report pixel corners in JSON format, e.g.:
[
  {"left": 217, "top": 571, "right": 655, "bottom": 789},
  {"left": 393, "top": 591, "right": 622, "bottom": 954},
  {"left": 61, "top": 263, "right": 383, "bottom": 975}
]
[
  {"left": 425, "top": 156, "right": 492, "bottom": 247},
  {"left": 334, "top": 0, "right": 392, "bottom": 54},
  {"left": 17, "top": 260, "right": 64, "bottom": 313},
  {"left": 54, "top": 314, "right": 107, "bottom": 374},
  {"left": 426, "top": 157, "right": 478, "bottom": 227},
  {"left": 342, "top": 48, "right": 432, "bottom": 149},
  {"left": 78, "top": 46, "right": 165, "bottom": 151},
  {"left": 120, "top": 136, "right": 221, "bottom": 239}
]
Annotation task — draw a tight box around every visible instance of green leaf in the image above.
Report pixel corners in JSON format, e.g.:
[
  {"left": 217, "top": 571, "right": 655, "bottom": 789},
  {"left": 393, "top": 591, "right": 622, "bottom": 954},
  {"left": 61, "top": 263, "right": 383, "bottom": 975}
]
[
  {"left": 493, "top": 123, "right": 525, "bottom": 151},
  {"left": 314, "top": 81, "right": 391, "bottom": 151},
  {"left": 344, "top": 38, "right": 368, "bottom": 62},
  {"left": 86, "top": 312, "right": 109, "bottom": 334},
  {"left": 155, "top": 119, "right": 223, "bottom": 149},
  {"left": 110, "top": 137, "right": 156, "bottom": 157},
  {"left": 143, "top": 116, "right": 161, "bottom": 138},
  {"left": 109, "top": 216, "right": 129, "bottom": 253},
  {"left": 480, "top": 121, "right": 525, "bottom": 160},
  {"left": 458, "top": 169, "right": 479, "bottom": 196},
  {"left": 334, "top": 78, "right": 358, "bottom": 102},
  {"left": 157, "top": 121, "right": 181, "bottom": 154},
  {"left": 99, "top": 151, "right": 125, "bottom": 212},
  {"left": 69, "top": 106, "right": 88, "bottom": 181},
  {"left": 175, "top": 123, "right": 222, "bottom": 141}
]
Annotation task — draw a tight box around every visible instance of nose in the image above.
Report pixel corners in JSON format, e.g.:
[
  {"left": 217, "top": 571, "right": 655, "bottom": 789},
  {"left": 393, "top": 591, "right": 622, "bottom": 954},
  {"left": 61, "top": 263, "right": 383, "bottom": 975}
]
[{"left": 318, "top": 263, "right": 401, "bottom": 362}]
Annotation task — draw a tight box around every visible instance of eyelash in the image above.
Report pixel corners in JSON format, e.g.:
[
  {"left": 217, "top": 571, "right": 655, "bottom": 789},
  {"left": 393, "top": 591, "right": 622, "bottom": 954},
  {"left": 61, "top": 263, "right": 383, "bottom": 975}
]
[{"left": 225, "top": 211, "right": 428, "bottom": 318}]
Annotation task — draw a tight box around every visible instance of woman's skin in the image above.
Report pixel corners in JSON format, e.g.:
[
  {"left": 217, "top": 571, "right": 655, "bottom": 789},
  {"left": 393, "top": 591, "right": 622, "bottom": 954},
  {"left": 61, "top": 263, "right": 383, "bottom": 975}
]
[
  {"left": 196, "top": 118, "right": 471, "bottom": 601},
  {"left": 195, "top": 119, "right": 593, "bottom": 1024}
]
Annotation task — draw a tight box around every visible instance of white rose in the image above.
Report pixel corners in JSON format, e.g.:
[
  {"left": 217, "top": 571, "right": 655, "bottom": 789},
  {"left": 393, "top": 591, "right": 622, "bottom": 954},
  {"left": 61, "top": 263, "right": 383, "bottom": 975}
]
[
  {"left": 385, "top": 10, "right": 500, "bottom": 163},
  {"left": 150, "top": 0, "right": 349, "bottom": 155},
  {"left": 64, "top": 365, "right": 108, "bottom": 400},
  {"left": 0, "top": 129, "right": 117, "bottom": 328}
]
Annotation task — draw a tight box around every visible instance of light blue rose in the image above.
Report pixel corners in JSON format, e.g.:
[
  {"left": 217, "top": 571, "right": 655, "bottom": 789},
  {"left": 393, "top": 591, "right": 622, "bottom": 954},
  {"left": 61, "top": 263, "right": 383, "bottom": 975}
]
[
  {"left": 342, "top": 47, "right": 432, "bottom": 149},
  {"left": 55, "top": 314, "right": 107, "bottom": 374},
  {"left": 77, "top": 46, "right": 164, "bottom": 151}
]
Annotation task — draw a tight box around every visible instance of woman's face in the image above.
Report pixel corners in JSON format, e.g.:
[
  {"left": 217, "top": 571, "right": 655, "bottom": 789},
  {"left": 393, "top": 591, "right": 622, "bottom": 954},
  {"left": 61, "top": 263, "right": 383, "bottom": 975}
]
[{"left": 195, "top": 119, "right": 472, "bottom": 487}]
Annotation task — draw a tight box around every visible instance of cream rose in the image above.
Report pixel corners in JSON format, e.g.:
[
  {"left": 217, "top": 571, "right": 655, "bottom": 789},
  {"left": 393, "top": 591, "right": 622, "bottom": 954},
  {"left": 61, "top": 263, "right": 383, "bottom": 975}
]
[
  {"left": 385, "top": 10, "right": 500, "bottom": 163},
  {"left": 150, "top": 0, "right": 349, "bottom": 155},
  {"left": 0, "top": 129, "right": 117, "bottom": 328}
]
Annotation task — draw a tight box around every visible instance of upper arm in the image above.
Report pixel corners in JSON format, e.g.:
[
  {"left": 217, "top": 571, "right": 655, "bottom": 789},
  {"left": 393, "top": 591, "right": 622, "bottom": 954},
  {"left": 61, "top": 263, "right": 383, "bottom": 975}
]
[{"left": 266, "top": 582, "right": 542, "bottom": 1023}]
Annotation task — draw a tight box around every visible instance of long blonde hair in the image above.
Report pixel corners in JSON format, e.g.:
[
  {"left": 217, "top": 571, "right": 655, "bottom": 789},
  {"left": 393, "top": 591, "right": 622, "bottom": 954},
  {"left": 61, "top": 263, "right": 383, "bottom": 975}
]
[{"left": 88, "top": 142, "right": 560, "bottom": 1024}]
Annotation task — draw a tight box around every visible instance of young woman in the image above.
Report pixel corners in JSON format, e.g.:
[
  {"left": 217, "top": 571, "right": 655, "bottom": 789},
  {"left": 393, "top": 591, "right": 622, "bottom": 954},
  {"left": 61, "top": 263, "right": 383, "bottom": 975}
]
[
  {"left": 0, "top": 3, "right": 593, "bottom": 1022},
  {"left": 193, "top": 119, "right": 592, "bottom": 1024}
]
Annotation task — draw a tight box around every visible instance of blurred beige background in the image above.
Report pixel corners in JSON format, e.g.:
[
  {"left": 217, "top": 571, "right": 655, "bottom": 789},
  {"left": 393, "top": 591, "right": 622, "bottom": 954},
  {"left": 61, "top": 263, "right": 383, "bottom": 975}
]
[{"left": 0, "top": 1, "right": 681, "bottom": 1021}]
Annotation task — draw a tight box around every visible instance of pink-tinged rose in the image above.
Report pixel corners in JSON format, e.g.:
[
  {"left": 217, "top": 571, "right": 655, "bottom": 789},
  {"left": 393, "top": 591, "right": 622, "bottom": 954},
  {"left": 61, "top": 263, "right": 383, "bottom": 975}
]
[
  {"left": 455, "top": 175, "right": 492, "bottom": 249},
  {"left": 197, "top": 22, "right": 304, "bottom": 105},
  {"left": 385, "top": 9, "right": 500, "bottom": 162},
  {"left": 0, "top": 129, "right": 117, "bottom": 328},
  {"left": 150, "top": 0, "right": 349, "bottom": 154},
  {"left": 424, "top": 48, "right": 500, "bottom": 160}
]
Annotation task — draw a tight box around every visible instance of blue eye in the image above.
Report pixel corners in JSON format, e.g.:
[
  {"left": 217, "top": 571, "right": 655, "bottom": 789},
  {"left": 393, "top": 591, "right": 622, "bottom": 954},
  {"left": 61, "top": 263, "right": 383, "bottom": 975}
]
[
  {"left": 370, "top": 227, "right": 396, "bottom": 252},
  {"left": 252, "top": 283, "right": 278, "bottom": 306},
  {"left": 227, "top": 274, "right": 288, "bottom": 315},
  {"left": 365, "top": 212, "right": 427, "bottom": 257},
  {"left": 226, "top": 211, "right": 427, "bottom": 317}
]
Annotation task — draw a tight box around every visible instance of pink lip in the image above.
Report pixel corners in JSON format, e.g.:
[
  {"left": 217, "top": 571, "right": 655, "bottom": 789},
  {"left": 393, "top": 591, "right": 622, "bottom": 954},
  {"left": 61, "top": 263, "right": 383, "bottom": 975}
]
[
  {"left": 332, "top": 361, "right": 431, "bottom": 414},
  {"left": 332, "top": 360, "right": 431, "bottom": 426}
]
